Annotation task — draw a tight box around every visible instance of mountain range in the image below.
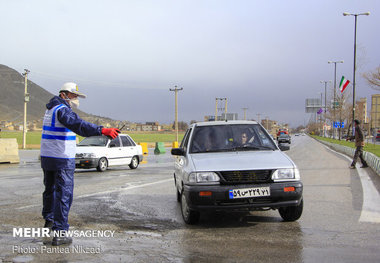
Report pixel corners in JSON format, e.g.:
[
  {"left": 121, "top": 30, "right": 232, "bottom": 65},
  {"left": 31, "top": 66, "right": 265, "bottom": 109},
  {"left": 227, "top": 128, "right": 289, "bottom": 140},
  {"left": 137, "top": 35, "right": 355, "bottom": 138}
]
[{"left": 0, "top": 64, "right": 115, "bottom": 125}]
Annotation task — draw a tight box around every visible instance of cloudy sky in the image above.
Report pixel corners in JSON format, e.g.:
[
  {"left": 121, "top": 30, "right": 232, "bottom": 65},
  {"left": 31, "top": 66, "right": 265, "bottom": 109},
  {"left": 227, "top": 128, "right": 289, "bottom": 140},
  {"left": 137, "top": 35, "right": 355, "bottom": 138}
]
[{"left": 1, "top": 0, "right": 379, "bottom": 127}]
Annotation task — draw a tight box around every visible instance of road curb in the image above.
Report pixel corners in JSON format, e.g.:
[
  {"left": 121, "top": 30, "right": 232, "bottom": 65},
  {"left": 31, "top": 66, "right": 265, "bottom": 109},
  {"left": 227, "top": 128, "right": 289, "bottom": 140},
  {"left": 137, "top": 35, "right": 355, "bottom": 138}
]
[{"left": 313, "top": 137, "right": 380, "bottom": 176}]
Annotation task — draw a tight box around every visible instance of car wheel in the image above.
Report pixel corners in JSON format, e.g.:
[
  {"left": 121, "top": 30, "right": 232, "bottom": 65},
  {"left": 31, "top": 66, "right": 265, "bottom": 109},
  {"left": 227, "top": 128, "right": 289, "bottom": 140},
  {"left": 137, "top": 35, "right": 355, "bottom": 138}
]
[
  {"left": 279, "top": 198, "right": 303, "bottom": 221},
  {"left": 129, "top": 156, "right": 139, "bottom": 169},
  {"left": 181, "top": 190, "right": 200, "bottom": 224},
  {"left": 96, "top": 157, "right": 108, "bottom": 172}
]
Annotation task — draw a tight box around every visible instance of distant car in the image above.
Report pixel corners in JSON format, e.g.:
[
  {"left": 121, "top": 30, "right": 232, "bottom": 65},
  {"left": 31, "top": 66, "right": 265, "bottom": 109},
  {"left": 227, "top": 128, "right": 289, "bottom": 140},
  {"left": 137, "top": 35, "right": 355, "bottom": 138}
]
[
  {"left": 278, "top": 134, "right": 291, "bottom": 144},
  {"left": 75, "top": 134, "right": 143, "bottom": 172},
  {"left": 376, "top": 130, "right": 380, "bottom": 141},
  {"left": 171, "top": 120, "right": 303, "bottom": 224}
]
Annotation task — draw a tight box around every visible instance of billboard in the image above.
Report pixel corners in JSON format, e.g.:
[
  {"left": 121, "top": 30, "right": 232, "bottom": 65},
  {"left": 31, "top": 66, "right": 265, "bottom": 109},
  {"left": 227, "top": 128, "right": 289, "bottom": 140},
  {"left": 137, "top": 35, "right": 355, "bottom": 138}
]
[{"left": 305, "top": 98, "right": 322, "bottom": 113}]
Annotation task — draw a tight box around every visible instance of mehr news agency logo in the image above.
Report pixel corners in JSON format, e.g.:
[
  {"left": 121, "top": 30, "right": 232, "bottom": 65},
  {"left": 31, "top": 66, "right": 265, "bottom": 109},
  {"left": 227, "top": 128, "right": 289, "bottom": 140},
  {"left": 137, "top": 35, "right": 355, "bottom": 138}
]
[
  {"left": 13, "top": 227, "right": 115, "bottom": 238},
  {"left": 12, "top": 228, "right": 115, "bottom": 254}
]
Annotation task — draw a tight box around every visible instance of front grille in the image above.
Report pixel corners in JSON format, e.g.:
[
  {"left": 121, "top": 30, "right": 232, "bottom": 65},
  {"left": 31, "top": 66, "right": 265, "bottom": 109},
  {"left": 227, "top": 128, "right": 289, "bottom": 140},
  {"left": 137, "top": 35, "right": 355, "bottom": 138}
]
[{"left": 219, "top": 170, "right": 274, "bottom": 184}]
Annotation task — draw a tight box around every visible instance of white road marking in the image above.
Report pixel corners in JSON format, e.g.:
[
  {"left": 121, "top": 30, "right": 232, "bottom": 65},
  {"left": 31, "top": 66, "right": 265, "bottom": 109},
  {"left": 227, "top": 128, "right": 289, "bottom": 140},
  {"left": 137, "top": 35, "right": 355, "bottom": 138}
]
[
  {"left": 76, "top": 178, "right": 173, "bottom": 199},
  {"left": 16, "top": 178, "right": 173, "bottom": 210},
  {"left": 322, "top": 144, "right": 380, "bottom": 223}
]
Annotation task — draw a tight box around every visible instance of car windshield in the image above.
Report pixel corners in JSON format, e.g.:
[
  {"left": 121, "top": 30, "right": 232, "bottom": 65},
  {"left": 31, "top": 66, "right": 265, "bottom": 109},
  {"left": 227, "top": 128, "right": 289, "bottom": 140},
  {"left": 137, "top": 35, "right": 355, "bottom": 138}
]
[
  {"left": 77, "top": 136, "right": 109, "bottom": 146},
  {"left": 190, "top": 124, "right": 277, "bottom": 153}
]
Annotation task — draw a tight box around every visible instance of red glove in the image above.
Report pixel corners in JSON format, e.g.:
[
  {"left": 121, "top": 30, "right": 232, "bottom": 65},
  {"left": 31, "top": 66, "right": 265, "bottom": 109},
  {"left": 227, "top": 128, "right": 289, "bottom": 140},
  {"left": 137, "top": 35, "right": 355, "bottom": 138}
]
[{"left": 101, "top": 128, "right": 120, "bottom": 139}]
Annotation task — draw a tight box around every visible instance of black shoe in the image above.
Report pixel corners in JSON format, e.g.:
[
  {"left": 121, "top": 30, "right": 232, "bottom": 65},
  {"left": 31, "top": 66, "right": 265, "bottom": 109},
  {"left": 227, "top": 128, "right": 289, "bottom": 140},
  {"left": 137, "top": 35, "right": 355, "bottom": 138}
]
[
  {"left": 52, "top": 236, "right": 73, "bottom": 246},
  {"left": 361, "top": 165, "right": 369, "bottom": 168},
  {"left": 44, "top": 220, "right": 53, "bottom": 228}
]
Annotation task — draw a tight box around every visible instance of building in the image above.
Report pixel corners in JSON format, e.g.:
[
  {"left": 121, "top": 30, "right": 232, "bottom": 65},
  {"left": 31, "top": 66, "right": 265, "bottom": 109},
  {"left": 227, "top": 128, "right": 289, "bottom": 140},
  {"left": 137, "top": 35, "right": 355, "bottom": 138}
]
[
  {"left": 371, "top": 94, "right": 380, "bottom": 130},
  {"left": 135, "top": 122, "right": 161, "bottom": 132},
  {"left": 356, "top": 97, "right": 368, "bottom": 124}
]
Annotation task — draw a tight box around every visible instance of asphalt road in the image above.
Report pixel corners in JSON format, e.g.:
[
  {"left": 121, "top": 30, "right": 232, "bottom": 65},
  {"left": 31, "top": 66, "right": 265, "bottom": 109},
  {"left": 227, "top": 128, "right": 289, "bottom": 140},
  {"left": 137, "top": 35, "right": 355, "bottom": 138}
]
[{"left": 1, "top": 135, "right": 380, "bottom": 263}]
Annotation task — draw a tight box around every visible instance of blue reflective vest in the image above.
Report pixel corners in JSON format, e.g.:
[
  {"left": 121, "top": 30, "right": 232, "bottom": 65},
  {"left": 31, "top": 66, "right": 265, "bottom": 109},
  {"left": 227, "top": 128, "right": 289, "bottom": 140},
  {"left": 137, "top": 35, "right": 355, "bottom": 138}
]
[{"left": 40, "top": 104, "right": 77, "bottom": 159}]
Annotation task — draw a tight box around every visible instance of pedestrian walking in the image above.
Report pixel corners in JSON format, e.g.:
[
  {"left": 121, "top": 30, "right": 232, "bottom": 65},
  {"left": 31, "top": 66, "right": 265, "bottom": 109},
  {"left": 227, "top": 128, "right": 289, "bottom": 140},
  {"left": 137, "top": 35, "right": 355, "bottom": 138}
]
[
  {"left": 348, "top": 119, "right": 368, "bottom": 169},
  {"left": 40, "top": 82, "right": 120, "bottom": 246}
]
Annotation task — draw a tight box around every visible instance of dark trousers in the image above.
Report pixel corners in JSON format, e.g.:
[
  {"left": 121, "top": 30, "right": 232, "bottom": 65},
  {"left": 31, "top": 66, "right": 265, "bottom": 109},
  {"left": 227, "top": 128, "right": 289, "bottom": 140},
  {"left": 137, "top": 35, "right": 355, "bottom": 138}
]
[
  {"left": 42, "top": 169, "right": 74, "bottom": 231},
  {"left": 351, "top": 146, "right": 368, "bottom": 166}
]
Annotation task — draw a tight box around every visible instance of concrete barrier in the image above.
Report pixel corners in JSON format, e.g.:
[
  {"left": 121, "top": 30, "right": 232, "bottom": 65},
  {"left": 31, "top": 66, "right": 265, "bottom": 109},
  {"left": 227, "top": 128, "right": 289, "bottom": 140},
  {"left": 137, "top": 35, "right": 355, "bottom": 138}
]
[
  {"left": 0, "top": 138, "right": 20, "bottom": 164},
  {"left": 154, "top": 142, "right": 166, "bottom": 155},
  {"left": 172, "top": 141, "right": 179, "bottom": 148},
  {"left": 314, "top": 138, "right": 380, "bottom": 176},
  {"left": 138, "top": 142, "right": 149, "bottom": 155}
]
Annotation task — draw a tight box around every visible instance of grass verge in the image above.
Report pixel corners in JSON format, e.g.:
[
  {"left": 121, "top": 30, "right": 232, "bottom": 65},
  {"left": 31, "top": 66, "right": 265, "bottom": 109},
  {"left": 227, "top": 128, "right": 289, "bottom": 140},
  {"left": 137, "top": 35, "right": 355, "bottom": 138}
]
[
  {"left": 312, "top": 135, "right": 380, "bottom": 157},
  {"left": 0, "top": 131, "right": 185, "bottom": 148}
]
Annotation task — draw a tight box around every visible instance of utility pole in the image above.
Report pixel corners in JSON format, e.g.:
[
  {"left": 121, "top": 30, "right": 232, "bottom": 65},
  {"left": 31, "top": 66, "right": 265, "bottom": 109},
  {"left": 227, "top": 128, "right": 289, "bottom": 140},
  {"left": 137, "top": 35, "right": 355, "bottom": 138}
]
[
  {"left": 256, "top": 113, "right": 261, "bottom": 124},
  {"left": 242, "top": 108, "right": 248, "bottom": 120},
  {"left": 22, "top": 69, "right": 30, "bottom": 149},
  {"left": 215, "top": 98, "right": 227, "bottom": 121},
  {"left": 169, "top": 86, "right": 183, "bottom": 143}
]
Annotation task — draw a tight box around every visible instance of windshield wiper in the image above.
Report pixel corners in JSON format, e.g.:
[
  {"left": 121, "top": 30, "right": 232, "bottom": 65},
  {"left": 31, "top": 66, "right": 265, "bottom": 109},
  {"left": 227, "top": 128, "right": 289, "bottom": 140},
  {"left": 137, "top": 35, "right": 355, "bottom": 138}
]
[{"left": 229, "top": 145, "right": 274, "bottom": 151}]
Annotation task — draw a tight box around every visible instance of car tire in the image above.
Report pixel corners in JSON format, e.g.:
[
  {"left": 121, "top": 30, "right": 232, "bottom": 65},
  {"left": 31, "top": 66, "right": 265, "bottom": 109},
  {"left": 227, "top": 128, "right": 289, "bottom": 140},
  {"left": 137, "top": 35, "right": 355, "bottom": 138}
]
[
  {"left": 279, "top": 198, "right": 303, "bottom": 221},
  {"left": 96, "top": 157, "right": 108, "bottom": 172},
  {"left": 129, "top": 156, "right": 139, "bottom": 169},
  {"left": 181, "top": 190, "right": 200, "bottom": 224},
  {"left": 176, "top": 189, "right": 181, "bottom": 202}
]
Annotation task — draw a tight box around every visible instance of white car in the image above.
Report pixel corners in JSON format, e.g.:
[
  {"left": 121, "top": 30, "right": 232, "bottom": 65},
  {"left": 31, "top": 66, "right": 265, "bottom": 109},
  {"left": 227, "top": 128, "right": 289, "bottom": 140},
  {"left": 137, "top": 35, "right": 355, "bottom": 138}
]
[
  {"left": 171, "top": 121, "right": 303, "bottom": 224},
  {"left": 75, "top": 134, "right": 143, "bottom": 172}
]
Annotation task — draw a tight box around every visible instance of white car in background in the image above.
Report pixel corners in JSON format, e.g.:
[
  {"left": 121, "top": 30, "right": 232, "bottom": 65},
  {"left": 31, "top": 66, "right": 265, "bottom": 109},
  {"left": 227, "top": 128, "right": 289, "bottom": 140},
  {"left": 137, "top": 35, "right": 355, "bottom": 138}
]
[{"left": 75, "top": 134, "right": 143, "bottom": 172}]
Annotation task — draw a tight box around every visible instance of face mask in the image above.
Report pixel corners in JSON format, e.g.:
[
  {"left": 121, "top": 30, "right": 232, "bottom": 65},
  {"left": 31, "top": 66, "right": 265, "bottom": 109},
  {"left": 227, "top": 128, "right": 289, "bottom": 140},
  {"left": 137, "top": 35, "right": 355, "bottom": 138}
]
[
  {"left": 70, "top": 97, "right": 80, "bottom": 108},
  {"left": 63, "top": 93, "right": 80, "bottom": 108}
]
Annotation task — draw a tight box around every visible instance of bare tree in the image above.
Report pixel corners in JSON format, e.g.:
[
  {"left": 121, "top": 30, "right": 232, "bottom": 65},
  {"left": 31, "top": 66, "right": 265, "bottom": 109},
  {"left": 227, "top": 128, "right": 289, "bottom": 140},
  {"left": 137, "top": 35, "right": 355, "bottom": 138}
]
[
  {"left": 324, "top": 87, "right": 352, "bottom": 139},
  {"left": 363, "top": 66, "right": 380, "bottom": 90}
]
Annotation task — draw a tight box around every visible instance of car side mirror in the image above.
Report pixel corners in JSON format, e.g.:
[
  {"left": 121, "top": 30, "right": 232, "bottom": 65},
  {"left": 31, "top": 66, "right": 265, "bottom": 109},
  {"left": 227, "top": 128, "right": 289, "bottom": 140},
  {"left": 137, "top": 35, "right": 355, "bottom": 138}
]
[
  {"left": 279, "top": 144, "right": 290, "bottom": 151},
  {"left": 171, "top": 148, "right": 185, "bottom": 156}
]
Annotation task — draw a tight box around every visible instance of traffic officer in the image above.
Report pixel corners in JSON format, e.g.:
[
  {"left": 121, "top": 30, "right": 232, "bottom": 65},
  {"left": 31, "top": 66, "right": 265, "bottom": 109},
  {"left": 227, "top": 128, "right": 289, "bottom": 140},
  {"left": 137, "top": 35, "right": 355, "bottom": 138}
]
[{"left": 40, "top": 82, "right": 120, "bottom": 246}]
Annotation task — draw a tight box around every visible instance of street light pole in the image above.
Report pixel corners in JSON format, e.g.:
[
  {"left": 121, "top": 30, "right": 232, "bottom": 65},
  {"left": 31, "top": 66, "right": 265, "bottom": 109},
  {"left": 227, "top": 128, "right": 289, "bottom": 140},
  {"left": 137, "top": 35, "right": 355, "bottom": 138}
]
[
  {"left": 343, "top": 11, "right": 370, "bottom": 133},
  {"left": 22, "top": 69, "right": 30, "bottom": 149},
  {"left": 320, "top": 80, "right": 331, "bottom": 137},
  {"left": 169, "top": 86, "right": 183, "bottom": 143},
  {"left": 328, "top": 61, "right": 343, "bottom": 139},
  {"left": 242, "top": 107, "right": 248, "bottom": 120}
]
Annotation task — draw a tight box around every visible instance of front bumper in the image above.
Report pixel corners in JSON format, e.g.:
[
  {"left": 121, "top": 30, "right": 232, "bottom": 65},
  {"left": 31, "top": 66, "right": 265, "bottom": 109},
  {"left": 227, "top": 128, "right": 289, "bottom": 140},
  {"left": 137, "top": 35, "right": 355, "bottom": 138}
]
[
  {"left": 183, "top": 181, "right": 303, "bottom": 212},
  {"left": 75, "top": 158, "right": 99, "bottom": 169}
]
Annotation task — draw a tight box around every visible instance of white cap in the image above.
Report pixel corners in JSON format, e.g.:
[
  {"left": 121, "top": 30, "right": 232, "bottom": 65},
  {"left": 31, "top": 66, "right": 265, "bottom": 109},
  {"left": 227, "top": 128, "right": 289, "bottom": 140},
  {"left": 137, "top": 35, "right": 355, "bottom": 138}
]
[{"left": 59, "top": 82, "right": 86, "bottom": 98}]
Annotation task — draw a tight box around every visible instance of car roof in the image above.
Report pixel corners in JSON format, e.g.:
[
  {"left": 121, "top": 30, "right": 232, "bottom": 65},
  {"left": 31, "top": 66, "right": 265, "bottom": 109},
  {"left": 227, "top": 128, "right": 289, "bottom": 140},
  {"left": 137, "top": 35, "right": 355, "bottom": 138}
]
[{"left": 190, "top": 120, "right": 259, "bottom": 128}]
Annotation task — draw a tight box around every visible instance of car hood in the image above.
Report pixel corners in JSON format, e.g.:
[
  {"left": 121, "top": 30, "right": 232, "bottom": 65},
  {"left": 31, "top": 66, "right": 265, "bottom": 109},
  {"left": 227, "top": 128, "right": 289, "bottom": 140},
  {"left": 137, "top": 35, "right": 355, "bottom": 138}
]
[
  {"left": 76, "top": 146, "right": 107, "bottom": 154},
  {"left": 189, "top": 150, "right": 295, "bottom": 172}
]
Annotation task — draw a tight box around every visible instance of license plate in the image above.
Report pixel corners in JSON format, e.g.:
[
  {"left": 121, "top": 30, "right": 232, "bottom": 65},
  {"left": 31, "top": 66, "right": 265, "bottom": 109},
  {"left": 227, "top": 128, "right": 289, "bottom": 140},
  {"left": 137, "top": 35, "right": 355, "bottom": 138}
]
[{"left": 229, "top": 187, "right": 270, "bottom": 199}]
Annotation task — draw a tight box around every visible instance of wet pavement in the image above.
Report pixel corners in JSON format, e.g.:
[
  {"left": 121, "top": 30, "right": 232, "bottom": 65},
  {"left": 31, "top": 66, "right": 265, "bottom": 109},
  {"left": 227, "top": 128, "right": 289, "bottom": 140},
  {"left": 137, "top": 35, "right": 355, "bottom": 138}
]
[{"left": 1, "top": 136, "right": 380, "bottom": 262}]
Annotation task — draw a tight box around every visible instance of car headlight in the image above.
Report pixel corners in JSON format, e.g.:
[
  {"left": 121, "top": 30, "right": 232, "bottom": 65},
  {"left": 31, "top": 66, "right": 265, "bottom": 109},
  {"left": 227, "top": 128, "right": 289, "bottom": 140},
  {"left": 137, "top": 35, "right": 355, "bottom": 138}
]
[
  {"left": 76, "top": 153, "right": 96, "bottom": 158},
  {"left": 188, "top": 172, "right": 220, "bottom": 184},
  {"left": 272, "top": 168, "right": 300, "bottom": 181}
]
